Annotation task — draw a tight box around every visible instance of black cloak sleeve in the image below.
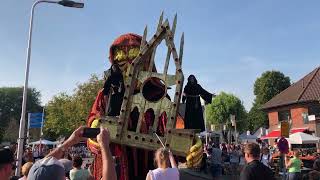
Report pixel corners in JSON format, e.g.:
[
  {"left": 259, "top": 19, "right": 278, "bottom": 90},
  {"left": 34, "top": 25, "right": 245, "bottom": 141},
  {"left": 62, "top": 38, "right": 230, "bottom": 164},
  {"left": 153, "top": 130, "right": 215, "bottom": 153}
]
[{"left": 198, "top": 84, "right": 213, "bottom": 104}]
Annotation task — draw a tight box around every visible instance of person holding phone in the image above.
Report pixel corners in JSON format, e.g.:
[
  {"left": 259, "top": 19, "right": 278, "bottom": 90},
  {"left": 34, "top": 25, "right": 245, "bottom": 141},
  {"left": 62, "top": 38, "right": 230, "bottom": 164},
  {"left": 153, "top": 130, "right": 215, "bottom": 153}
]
[
  {"left": 285, "top": 150, "right": 302, "bottom": 180},
  {"left": 28, "top": 127, "right": 117, "bottom": 180},
  {"left": 145, "top": 148, "right": 179, "bottom": 180}
]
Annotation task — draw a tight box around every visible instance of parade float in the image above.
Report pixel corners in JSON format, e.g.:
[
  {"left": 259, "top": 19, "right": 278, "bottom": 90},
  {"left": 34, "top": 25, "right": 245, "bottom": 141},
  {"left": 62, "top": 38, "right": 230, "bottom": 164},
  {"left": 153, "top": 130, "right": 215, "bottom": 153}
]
[{"left": 86, "top": 13, "right": 206, "bottom": 180}]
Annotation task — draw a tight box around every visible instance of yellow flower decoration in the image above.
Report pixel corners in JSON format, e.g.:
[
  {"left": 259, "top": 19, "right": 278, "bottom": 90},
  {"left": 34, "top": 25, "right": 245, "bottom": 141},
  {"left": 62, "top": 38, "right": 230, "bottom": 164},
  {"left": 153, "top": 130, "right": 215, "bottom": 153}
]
[
  {"left": 128, "top": 47, "right": 140, "bottom": 59},
  {"left": 114, "top": 49, "right": 127, "bottom": 61}
]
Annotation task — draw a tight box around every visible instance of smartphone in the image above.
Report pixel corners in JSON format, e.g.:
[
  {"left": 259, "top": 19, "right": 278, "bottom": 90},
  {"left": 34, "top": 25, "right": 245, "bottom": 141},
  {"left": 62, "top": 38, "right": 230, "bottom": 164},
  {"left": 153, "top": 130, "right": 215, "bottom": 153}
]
[{"left": 83, "top": 128, "right": 100, "bottom": 138}]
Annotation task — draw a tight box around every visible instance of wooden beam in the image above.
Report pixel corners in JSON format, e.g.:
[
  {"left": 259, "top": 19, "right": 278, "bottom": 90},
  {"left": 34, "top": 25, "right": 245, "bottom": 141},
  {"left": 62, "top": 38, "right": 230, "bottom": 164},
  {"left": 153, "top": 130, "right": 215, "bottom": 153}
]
[
  {"left": 163, "top": 14, "right": 177, "bottom": 76},
  {"left": 179, "top": 32, "right": 184, "bottom": 66}
]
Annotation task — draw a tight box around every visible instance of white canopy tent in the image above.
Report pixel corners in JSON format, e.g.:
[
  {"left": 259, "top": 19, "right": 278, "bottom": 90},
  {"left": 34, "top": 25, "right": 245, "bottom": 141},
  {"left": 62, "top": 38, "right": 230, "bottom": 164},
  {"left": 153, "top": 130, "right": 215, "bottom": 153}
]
[
  {"left": 287, "top": 132, "right": 320, "bottom": 144},
  {"left": 239, "top": 131, "right": 258, "bottom": 143},
  {"left": 29, "top": 139, "right": 58, "bottom": 145}
]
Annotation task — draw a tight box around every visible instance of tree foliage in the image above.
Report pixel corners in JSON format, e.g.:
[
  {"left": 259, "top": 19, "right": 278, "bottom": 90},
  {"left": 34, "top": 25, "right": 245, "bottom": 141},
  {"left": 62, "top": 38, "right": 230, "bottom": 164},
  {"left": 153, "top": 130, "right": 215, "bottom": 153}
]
[
  {"left": 254, "top": 71, "right": 291, "bottom": 105},
  {"left": 206, "top": 92, "right": 248, "bottom": 132},
  {"left": 248, "top": 70, "right": 291, "bottom": 130},
  {"left": 44, "top": 75, "right": 104, "bottom": 139},
  {"left": 0, "top": 87, "right": 42, "bottom": 142},
  {"left": 3, "top": 118, "right": 20, "bottom": 143},
  {"left": 247, "top": 102, "right": 268, "bottom": 131}
]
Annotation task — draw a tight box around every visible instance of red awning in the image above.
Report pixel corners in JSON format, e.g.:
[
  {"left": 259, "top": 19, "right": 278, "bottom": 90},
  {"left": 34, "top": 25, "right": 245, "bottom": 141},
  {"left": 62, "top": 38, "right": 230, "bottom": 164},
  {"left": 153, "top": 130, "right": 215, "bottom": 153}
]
[
  {"left": 261, "top": 130, "right": 280, "bottom": 139},
  {"left": 291, "top": 128, "right": 307, "bottom": 134},
  {"left": 261, "top": 128, "right": 307, "bottom": 139}
]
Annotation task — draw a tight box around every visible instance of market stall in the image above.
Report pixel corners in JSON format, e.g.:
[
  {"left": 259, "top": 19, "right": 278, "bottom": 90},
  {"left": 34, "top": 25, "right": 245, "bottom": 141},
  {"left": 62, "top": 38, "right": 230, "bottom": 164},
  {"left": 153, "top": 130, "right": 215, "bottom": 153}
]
[
  {"left": 239, "top": 132, "right": 257, "bottom": 143},
  {"left": 287, "top": 132, "right": 320, "bottom": 145},
  {"left": 286, "top": 132, "right": 320, "bottom": 169}
]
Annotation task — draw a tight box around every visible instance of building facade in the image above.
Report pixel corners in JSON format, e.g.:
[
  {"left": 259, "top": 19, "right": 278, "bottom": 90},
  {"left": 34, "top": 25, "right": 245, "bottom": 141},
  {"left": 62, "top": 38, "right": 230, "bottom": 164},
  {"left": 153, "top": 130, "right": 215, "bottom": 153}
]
[{"left": 262, "top": 67, "right": 320, "bottom": 140}]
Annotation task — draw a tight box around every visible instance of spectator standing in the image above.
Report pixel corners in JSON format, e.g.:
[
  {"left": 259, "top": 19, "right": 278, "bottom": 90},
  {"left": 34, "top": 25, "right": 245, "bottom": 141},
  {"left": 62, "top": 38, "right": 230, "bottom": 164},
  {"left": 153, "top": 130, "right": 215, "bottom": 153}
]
[
  {"left": 70, "top": 156, "right": 92, "bottom": 180},
  {"left": 286, "top": 150, "right": 302, "bottom": 180},
  {"left": 240, "top": 143, "right": 275, "bottom": 180},
  {"left": 32, "top": 146, "right": 39, "bottom": 161},
  {"left": 260, "top": 147, "right": 272, "bottom": 168},
  {"left": 23, "top": 147, "right": 33, "bottom": 163},
  {"left": 229, "top": 145, "right": 240, "bottom": 175},
  {"left": 146, "top": 148, "right": 179, "bottom": 180},
  {"left": 210, "top": 144, "right": 223, "bottom": 178},
  {"left": 0, "top": 148, "right": 15, "bottom": 180},
  {"left": 9, "top": 142, "right": 18, "bottom": 155},
  {"left": 18, "top": 162, "right": 33, "bottom": 180},
  {"left": 201, "top": 147, "right": 210, "bottom": 174},
  {"left": 238, "top": 147, "right": 246, "bottom": 172}
]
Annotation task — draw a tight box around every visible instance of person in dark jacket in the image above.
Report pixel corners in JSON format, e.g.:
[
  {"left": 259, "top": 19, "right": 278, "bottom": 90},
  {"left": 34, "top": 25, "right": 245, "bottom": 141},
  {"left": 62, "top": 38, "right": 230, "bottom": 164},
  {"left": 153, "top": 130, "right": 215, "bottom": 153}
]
[{"left": 240, "top": 143, "right": 275, "bottom": 180}]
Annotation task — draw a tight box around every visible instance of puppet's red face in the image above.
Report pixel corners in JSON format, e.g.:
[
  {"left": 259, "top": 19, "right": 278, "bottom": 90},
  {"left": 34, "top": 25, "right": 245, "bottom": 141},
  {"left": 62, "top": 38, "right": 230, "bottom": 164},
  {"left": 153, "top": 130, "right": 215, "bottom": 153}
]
[{"left": 109, "top": 33, "right": 142, "bottom": 77}]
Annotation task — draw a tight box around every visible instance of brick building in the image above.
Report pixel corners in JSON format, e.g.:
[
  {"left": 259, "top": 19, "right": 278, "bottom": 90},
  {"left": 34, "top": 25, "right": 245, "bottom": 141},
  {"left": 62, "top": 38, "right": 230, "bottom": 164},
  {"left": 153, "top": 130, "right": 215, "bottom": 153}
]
[{"left": 261, "top": 67, "right": 320, "bottom": 140}]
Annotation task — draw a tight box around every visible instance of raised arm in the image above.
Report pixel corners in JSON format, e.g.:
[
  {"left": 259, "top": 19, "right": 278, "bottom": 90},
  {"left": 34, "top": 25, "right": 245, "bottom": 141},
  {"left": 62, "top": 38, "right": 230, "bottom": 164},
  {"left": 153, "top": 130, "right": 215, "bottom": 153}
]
[
  {"left": 285, "top": 156, "right": 292, "bottom": 168},
  {"left": 169, "top": 151, "right": 177, "bottom": 168},
  {"left": 97, "top": 127, "right": 117, "bottom": 180},
  {"left": 47, "top": 126, "right": 86, "bottom": 159}
]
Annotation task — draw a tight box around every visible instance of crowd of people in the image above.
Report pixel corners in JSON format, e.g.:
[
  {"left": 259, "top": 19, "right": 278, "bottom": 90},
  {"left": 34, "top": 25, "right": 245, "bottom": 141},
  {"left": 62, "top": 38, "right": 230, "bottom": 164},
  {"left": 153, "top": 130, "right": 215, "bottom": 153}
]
[
  {"left": 202, "top": 142, "right": 274, "bottom": 179},
  {"left": 201, "top": 138, "right": 320, "bottom": 180},
  {"left": 0, "top": 126, "right": 117, "bottom": 180},
  {"left": 2, "top": 128, "right": 320, "bottom": 180}
]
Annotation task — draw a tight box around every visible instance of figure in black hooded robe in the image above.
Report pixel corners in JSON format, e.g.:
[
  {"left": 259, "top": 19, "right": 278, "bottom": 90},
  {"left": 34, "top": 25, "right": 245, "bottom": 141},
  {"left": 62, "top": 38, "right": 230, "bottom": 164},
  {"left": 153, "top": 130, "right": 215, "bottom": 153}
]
[
  {"left": 103, "top": 63, "right": 125, "bottom": 116},
  {"left": 182, "top": 75, "right": 213, "bottom": 131}
]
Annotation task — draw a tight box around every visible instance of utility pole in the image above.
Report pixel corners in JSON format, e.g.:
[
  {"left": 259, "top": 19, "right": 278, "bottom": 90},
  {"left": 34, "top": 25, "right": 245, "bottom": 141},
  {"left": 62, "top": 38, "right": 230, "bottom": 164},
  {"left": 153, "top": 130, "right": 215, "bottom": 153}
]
[{"left": 16, "top": 0, "right": 84, "bottom": 176}]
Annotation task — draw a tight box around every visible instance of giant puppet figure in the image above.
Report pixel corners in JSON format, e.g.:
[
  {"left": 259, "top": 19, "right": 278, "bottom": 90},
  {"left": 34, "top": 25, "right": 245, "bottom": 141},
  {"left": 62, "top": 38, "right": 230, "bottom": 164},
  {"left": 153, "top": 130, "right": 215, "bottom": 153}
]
[
  {"left": 182, "top": 75, "right": 213, "bottom": 132},
  {"left": 86, "top": 13, "right": 203, "bottom": 180}
]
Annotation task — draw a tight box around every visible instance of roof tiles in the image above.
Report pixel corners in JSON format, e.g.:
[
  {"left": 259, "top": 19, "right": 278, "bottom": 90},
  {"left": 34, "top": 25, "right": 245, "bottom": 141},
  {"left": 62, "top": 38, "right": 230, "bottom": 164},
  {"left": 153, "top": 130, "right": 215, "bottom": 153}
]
[{"left": 262, "top": 67, "right": 320, "bottom": 110}]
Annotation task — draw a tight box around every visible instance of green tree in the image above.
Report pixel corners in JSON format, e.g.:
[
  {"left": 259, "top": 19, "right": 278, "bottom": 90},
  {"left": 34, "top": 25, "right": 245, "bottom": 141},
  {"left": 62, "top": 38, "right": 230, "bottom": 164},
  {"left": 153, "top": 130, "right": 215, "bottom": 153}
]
[
  {"left": 0, "top": 87, "right": 42, "bottom": 142},
  {"left": 247, "top": 102, "right": 267, "bottom": 131},
  {"left": 3, "top": 118, "right": 20, "bottom": 142},
  {"left": 249, "top": 70, "right": 291, "bottom": 130},
  {"left": 254, "top": 71, "right": 291, "bottom": 105},
  {"left": 44, "top": 93, "right": 80, "bottom": 139},
  {"left": 44, "top": 74, "right": 104, "bottom": 139},
  {"left": 206, "top": 92, "right": 248, "bottom": 132},
  {"left": 73, "top": 75, "right": 104, "bottom": 121}
]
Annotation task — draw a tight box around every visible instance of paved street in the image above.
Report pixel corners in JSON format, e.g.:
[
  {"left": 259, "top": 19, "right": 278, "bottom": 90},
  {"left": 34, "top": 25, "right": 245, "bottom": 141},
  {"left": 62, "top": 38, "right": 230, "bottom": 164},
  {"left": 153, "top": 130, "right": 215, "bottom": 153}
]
[{"left": 179, "top": 168, "right": 239, "bottom": 180}]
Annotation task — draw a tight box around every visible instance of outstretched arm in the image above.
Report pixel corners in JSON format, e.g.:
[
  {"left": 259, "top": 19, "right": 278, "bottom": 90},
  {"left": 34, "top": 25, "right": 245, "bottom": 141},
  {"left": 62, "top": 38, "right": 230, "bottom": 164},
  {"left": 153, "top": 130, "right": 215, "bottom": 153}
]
[
  {"left": 169, "top": 151, "right": 177, "bottom": 168},
  {"left": 198, "top": 85, "right": 213, "bottom": 104},
  {"left": 47, "top": 126, "right": 86, "bottom": 159},
  {"left": 97, "top": 127, "right": 117, "bottom": 180}
]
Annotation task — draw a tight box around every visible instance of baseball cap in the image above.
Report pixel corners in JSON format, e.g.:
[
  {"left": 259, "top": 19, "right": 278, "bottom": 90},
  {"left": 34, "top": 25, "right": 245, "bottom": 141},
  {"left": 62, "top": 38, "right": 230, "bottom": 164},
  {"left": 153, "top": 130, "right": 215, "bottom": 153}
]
[
  {"left": 0, "top": 148, "right": 15, "bottom": 165},
  {"left": 28, "top": 157, "right": 65, "bottom": 180}
]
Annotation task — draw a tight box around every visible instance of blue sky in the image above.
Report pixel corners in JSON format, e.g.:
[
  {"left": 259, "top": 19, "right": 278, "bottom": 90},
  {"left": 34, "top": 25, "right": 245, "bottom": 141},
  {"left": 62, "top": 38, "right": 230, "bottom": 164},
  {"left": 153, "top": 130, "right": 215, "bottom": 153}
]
[{"left": 1, "top": 0, "right": 320, "bottom": 110}]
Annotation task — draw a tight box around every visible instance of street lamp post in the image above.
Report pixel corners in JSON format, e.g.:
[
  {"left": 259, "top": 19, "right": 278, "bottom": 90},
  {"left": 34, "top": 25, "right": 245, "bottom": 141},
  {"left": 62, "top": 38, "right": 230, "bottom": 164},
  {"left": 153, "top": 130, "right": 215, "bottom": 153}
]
[{"left": 16, "top": 0, "right": 83, "bottom": 176}]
